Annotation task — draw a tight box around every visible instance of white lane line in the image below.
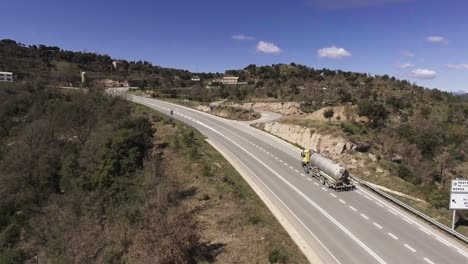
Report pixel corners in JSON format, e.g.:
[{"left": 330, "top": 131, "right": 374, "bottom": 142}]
[
  {"left": 284, "top": 162, "right": 289, "bottom": 166},
  {"left": 360, "top": 214, "right": 369, "bottom": 220},
  {"left": 349, "top": 206, "right": 357, "bottom": 212},
  {"left": 363, "top": 195, "right": 372, "bottom": 201},
  {"left": 295, "top": 169, "right": 299, "bottom": 173},
  {"left": 388, "top": 233, "right": 398, "bottom": 240},
  {"left": 356, "top": 191, "right": 363, "bottom": 195},
  {"left": 314, "top": 182, "right": 319, "bottom": 186},
  {"left": 289, "top": 165, "right": 293, "bottom": 169},
  {"left": 330, "top": 193, "right": 337, "bottom": 198},
  {"left": 373, "top": 223, "right": 383, "bottom": 229},
  {"left": 419, "top": 227, "right": 431, "bottom": 235},
  {"left": 279, "top": 159, "right": 283, "bottom": 162},
  {"left": 300, "top": 173, "right": 306, "bottom": 177},
  {"left": 194, "top": 119, "right": 388, "bottom": 264},
  {"left": 358, "top": 187, "right": 468, "bottom": 256},
  {"left": 275, "top": 157, "right": 279, "bottom": 160},
  {"left": 307, "top": 178, "right": 312, "bottom": 181},
  {"left": 388, "top": 209, "right": 398, "bottom": 215},
  {"left": 339, "top": 199, "right": 346, "bottom": 204},
  {"left": 423, "top": 258, "right": 435, "bottom": 264},
  {"left": 375, "top": 202, "right": 384, "bottom": 207},
  {"left": 321, "top": 187, "right": 327, "bottom": 191},
  {"left": 404, "top": 244, "right": 416, "bottom": 253},
  {"left": 266, "top": 151, "right": 270, "bottom": 154},
  {"left": 436, "top": 237, "right": 451, "bottom": 247},
  {"left": 402, "top": 217, "right": 413, "bottom": 224}
]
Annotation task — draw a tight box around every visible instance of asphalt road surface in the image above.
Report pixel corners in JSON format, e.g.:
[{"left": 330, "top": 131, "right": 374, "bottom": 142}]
[{"left": 129, "top": 94, "right": 468, "bottom": 264}]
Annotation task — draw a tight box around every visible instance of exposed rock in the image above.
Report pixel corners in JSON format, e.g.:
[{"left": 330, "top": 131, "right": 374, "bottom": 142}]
[
  {"left": 335, "top": 142, "right": 346, "bottom": 154},
  {"left": 368, "top": 153, "right": 377, "bottom": 162},
  {"left": 353, "top": 141, "right": 371, "bottom": 152},
  {"left": 376, "top": 167, "right": 384, "bottom": 173},
  {"left": 391, "top": 154, "right": 403, "bottom": 163}
]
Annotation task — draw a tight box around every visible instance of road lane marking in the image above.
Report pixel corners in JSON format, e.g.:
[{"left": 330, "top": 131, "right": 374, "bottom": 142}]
[
  {"left": 171, "top": 114, "right": 388, "bottom": 264},
  {"left": 375, "top": 202, "right": 384, "bottom": 207},
  {"left": 307, "top": 178, "right": 312, "bottom": 181},
  {"left": 339, "top": 199, "right": 346, "bottom": 204},
  {"left": 404, "top": 244, "right": 416, "bottom": 253},
  {"left": 419, "top": 227, "right": 431, "bottom": 235},
  {"left": 423, "top": 258, "right": 435, "bottom": 264},
  {"left": 321, "top": 187, "right": 327, "bottom": 191},
  {"left": 295, "top": 169, "right": 299, "bottom": 173},
  {"left": 275, "top": 157, "right": 279, "bottom": 159},
  {"left": 360, "top": 214, "right": 369, "bottom": 220},
  {"left": 363, "top": 195, "right": 372, "bottom": 201},
  {"left": 279, "top": 159, "right": 283, "bottom": 162},
  {"left": 388, "top": 209, "right": 398, "bottom": 215},
  {"left": 402, "top": 217, "right": 413, "bottom": 224},
  {"left": 373, "top": 223, "right": 383, "bottom": 229},
  {"left": 314, "top": 182, "right": 319, "bottom": 186},
  {"left": 436, "top": 237, "right": 451, "bottom": 247},
  {"left": 388, "top": 233, "right": 398, "bottom": 240},
  {"left": 349, "top": 206, "right": 357, "bottom": 212},
  {"left": 300, "top": 173, "right": 306, "bottom": 177},
  {"left": 330, "top": 193, "right": 337, "bottom": 198}
]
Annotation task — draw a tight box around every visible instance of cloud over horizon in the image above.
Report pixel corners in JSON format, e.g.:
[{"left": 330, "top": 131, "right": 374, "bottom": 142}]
[
  {"left": 398, "top": 63, "right": 414, "bottom": 69},
  {"left": 445, "top": 64, "right": 468, "bottom": 70},
  {"left": 256, "top": 41, "right": 281, "bottom": 54},
  {"left": 426, "top": 36, "right": 448, "bottom": 44},
  {"left": 411, "top": 69, "right": 437, "bottom": 80},
  {"left": 232, "top": 34, "right": 254, "bottom": 40},
  {"left": 318, "top": 46, "right": 351, "bottom": 59}
]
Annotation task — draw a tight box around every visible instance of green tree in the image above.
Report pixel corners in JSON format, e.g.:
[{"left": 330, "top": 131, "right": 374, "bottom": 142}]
[
  {"left": 358, "top": 100, "right": 389, "bottom": 128},
  {"left": 323, "top": 108, "right": 334, "bottom": 123}
]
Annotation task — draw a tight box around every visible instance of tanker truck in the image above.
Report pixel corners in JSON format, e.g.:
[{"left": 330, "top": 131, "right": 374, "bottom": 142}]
[{"left": 301, "top": 150, "right": 355, "bottom": 191}]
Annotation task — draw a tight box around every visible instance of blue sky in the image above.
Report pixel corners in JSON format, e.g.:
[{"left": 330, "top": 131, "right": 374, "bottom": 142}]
[{"left": 1, "top": 0, "right": 467, "bottom": 92}]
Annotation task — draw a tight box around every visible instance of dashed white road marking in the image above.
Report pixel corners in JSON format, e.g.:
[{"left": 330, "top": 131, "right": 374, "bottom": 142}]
[
  {"left": 300, "top": 173, "right": 306, "bottom": 177},
  {"left": 295, "top": 169, "right": 299, "bottom": 173},
  {"left": 330, "top": 193, "right": 337, "bottom": 198},
  {"left": 314, "top": 182, "right": 319, "bottom": 186},
  {"left": 388, "top": 233, "right": 398, "bottom": 240},
  {"left": 360, "top": 214, "right": 369, "bottom": 220},
  {"left": 339, "top": 199, "right": 346, "bottom": 204},
  {"left": 321, "top": 187, "right": 327, "bottom": 191},
  {"left": 404, "top": 244, "right": 416, "bottom": 253},
  {"left": 373, "top": 223, "right": 383, "bottom": 229},
  {"left": 423, "top": 258, "right": 435, "bottom": 264},
  {"left": 279, "top": 159, "right": 283, "bottom": 162},
  {"left": 275, "top": 156, "right": 279, "bottom": 160},
  {"left": 307, "top": 178, "right": 312, "bottom": 181},
  {"left": 349, "top": 206, "right": 357, "bottom": 212}
]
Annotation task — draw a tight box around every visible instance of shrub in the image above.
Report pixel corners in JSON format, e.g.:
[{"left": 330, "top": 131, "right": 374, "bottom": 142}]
[
  {"left": 0, "top": 249, "right": 25, "bottom": 264},
  {"left": 340, "top": 122, "right": 365, "bottom": 135},
  {"left": 427, "top": 188, "right": 449, "bottom": 209},
  {"left": 268, "top": 248, "right": 287, "bottom": 263}
]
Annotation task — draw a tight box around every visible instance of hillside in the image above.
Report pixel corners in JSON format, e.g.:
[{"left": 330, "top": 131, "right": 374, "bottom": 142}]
[{"left": 2, "top": 39, "right": 468, "bottom": 209}]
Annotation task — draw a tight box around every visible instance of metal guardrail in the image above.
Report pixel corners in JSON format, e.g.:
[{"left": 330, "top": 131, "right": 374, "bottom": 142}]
[{"left": 351, "top": 175, "right": 468, "bottom": 244}]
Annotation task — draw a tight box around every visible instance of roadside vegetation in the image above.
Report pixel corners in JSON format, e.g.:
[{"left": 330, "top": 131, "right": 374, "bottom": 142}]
[{"left": 0, "top": 82, "right": 306, "bottom": 263}]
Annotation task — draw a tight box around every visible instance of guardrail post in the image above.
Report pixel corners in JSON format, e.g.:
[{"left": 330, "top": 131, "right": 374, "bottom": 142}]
[{"left": 452, "top": 210, "right": 456, "bottom": 230}]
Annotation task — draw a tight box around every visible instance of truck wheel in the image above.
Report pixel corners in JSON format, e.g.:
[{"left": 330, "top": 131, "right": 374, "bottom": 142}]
[
  {"left": 320, "top": 177, "right": 325, "bottom": 185},
  {"left": 303, "top": 165, "right": 309, "bottom": 174}
]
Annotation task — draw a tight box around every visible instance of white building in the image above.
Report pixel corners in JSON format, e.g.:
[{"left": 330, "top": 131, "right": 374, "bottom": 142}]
[
  {"left": 0, "top": 72, "right": 13, "bottom": 83},
  {"left": 219, "top": 76, "right": 239, "bottom": 85}
]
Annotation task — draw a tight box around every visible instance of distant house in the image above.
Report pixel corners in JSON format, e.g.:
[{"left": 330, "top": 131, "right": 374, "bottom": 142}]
[
  {"left": 219, "top": 76, "right": 239, "bottom": 85},
  {"left": 0, "top": 72, "right": 13, "bottom": 83},
  {"left": 112, "top": 60, "right": 123, "bottom": 69},
  {"left": 191, "top": 76, "right": 201, "bottom": 82}
]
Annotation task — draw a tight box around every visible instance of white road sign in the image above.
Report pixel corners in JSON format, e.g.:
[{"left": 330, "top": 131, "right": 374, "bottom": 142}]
[
  {"left": 451, "top": 179, "right": 468, "bottom": 193},
  {"left": 449, "top": 193, "right": 468, "bottom": 210}
]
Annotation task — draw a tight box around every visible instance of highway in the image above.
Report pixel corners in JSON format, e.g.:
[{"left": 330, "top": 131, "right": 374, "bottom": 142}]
[{"left": 129, "top": 94, "right": 468, "bottom": 264}]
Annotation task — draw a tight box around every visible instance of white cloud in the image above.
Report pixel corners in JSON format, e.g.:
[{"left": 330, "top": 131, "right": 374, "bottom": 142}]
[
  {"left": 403, "top": 51, "right": 414, "bottom": 57},
  {"left": 426, "top": 36, "right": 448, "bottom": 44},
  {"left": 317, "top": 46, "right": 351, "bottom": 59},
  {"left": 445, "top": 64, "right": 468, "bottom": 70},
  {"left": 411, "top": 69, "right": 437, "bottom": 80},
  {"left": 398, "top": 63, "right": 414, "bottom": 69},
  {"left": 256, "top": 41, "right": 281, "bottom": 54},
  {"left": 232, "top": 34, "right": 254, "bottom": 40}
]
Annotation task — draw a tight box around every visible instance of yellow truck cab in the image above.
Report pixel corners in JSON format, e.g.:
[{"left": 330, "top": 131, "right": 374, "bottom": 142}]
[{"left": 301, "top": 149, "right": 310, "bottom": 165}]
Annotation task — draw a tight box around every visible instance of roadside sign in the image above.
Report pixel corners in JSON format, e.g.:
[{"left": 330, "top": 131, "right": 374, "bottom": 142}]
[
  {"left": 449, "top": 193, "right": 468, "bottom": 210},
  {"left": 451, "top": 180, "right": 468, "bottom": 193}
]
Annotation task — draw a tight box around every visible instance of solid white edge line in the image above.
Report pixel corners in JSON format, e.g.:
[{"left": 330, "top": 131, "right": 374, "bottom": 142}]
[
  {"left": 194, "top": 120, "right": 387, "bottom": 264},
  {"left": 204, "top": 139, "right": 337, "bottom": 264}
]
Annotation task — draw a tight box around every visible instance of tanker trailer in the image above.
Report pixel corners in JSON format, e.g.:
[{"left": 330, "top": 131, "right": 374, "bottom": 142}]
[{"left": 302, "top": 150, "right": 354, "bottom": 191}]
